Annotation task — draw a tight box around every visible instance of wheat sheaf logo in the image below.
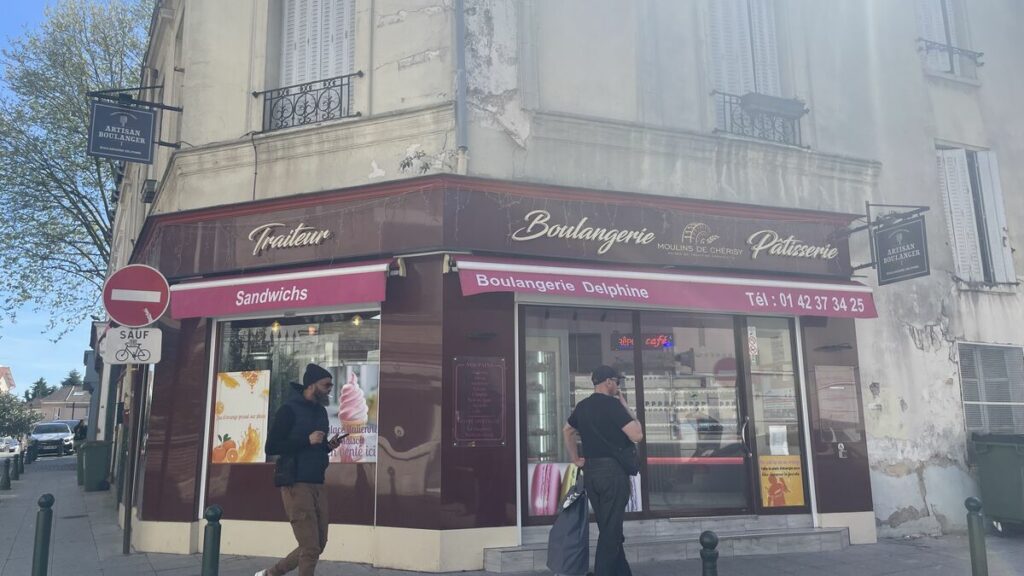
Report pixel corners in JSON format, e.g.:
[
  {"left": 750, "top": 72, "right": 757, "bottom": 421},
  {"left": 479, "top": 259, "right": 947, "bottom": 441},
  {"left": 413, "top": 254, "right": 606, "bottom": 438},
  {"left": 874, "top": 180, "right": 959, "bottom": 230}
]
[{"left": 681, "top": 222, "right": 720, "bottom": 245}]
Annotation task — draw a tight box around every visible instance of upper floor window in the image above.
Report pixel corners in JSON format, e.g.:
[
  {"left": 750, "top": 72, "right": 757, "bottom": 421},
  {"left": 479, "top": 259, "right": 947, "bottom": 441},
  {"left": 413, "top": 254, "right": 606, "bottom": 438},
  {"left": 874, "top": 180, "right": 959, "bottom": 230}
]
[
  {"left": 709, "top": 0, "right": 805, "bottom": 147},
  {"left": 959, "top": 344, "right": 1024, "bottom": 435},
  {"left": 280, "top": 0, "right": 355, "bottom": 87},
  {"left": 936, "top": 148, "right": 1016, "bottom": 285},
  {"left": 915, "top": 0, "right": 983, "bottom": 78}
]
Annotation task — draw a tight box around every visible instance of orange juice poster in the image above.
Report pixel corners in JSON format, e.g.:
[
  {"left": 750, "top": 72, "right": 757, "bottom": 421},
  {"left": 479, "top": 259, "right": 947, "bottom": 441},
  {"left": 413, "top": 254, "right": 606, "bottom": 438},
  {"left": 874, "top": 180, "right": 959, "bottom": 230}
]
[
  {"left": 212, "top": 370, "right": 270, "bottom": 464},
  {"left": 759, "top": 455, "right": 805, "bottom": 507}
]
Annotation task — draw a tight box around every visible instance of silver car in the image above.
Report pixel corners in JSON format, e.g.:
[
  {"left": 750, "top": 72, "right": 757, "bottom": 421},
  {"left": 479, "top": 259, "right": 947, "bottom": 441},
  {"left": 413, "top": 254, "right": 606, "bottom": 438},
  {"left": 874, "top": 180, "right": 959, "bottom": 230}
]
[
  {"left": 0, "top": 437, "right": 18, "bottom": 453},
  {"left": 29, "top": 422, "right": 75, "bottom": 456}
]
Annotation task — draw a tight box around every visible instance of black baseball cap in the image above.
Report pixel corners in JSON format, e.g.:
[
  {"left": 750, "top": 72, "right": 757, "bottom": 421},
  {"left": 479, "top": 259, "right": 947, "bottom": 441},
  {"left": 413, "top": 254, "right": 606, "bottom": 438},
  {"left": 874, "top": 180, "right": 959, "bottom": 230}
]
[{"left": 591, "top": 365, "right": 623, "bottom": 385}]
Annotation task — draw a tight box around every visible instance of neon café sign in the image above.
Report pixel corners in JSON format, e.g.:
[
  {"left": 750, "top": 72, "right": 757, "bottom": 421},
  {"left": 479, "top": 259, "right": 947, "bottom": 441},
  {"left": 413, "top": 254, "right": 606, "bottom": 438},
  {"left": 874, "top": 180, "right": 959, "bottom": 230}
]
[{"left": 612, "top": 333, "right": 675, "bottom": 351}]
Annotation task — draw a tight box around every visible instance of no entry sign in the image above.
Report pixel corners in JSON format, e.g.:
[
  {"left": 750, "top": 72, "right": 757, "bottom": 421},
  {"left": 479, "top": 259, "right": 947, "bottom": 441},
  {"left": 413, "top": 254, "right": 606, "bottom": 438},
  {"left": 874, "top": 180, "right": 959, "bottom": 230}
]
[{"left": 102, "top": 265, "right": 170, "bottom": 327}]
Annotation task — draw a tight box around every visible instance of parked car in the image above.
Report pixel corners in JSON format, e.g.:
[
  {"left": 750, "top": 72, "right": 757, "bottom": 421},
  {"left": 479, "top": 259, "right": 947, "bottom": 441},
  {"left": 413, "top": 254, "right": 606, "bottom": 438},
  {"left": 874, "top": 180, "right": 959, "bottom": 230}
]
[
  {"left": 1, "top": 437, "right": 19, "bottom": 453},
  {"left": 28, "top": 422, "right": 75, "bottom": 456}
]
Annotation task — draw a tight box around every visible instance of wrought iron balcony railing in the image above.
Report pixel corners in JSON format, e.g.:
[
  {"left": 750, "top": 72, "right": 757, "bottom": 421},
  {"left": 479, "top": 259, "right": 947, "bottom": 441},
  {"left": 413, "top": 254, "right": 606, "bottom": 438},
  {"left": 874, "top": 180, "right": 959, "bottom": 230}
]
[
  {"left": 713, "top": 91, "right": 807, "bottom": 147},
  {"left": 254, "top": 71, "right": 363, "bottom": 132},
  {"left": 917, "top": 38, "right": 983, "bottom": 77}
]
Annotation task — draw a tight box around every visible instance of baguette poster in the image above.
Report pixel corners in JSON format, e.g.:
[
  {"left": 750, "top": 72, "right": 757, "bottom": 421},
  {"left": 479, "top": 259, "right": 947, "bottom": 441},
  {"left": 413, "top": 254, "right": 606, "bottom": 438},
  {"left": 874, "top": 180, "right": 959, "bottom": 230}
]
[{"left": 212, "top": 370, "right": 271, "bottom": 463}]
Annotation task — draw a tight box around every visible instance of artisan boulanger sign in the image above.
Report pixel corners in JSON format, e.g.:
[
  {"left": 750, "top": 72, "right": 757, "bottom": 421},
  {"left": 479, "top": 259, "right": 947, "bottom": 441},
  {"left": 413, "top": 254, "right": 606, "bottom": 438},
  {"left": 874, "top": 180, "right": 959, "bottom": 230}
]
[
  {"left": 873, "top": 216, "right": 930, "bottom": 285},
  {"left": 87, "top": 101, "right": 156, "bottom": 164}
]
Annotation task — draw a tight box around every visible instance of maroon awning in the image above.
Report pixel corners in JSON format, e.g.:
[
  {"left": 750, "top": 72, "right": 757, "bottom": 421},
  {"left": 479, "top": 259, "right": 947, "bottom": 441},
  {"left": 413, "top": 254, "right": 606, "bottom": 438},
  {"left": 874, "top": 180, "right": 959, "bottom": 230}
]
[
  {"left": 456, "top": 256, "right": 877, "bottom": 319},
  {"left": 170, "top": 260, "right": 392, "bottom": 319}
]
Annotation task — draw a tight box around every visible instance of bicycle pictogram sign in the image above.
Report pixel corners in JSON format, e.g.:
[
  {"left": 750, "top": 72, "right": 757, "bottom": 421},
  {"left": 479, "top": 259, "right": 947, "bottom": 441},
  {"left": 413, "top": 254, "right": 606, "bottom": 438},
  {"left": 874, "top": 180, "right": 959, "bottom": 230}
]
[{"left": 101, "top": 327, "right": 162, "bottom": 365}]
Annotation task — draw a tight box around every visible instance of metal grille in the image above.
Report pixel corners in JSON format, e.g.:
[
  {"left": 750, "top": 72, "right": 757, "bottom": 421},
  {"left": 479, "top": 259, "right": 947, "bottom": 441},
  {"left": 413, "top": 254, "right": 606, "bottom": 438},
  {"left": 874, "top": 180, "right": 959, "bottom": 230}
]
[
  {"left": 713, "top": 91, "right": 803, "bottom": 147},
  {"left": 255, "top": 71, "right": 362, "bottom": 132},
  {"left": 918, "top": 38, "right": 984, "bottom": 77},
  {"left": 959, "top": 344, "right": 1024, "bottom": 433}
]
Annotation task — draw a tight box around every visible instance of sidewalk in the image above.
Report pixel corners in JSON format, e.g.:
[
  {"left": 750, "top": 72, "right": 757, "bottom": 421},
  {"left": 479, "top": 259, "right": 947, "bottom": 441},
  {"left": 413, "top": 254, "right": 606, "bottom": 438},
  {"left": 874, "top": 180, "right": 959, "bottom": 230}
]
[{"left": 2, "top": 452, "right": 1022, "bottom": 575}]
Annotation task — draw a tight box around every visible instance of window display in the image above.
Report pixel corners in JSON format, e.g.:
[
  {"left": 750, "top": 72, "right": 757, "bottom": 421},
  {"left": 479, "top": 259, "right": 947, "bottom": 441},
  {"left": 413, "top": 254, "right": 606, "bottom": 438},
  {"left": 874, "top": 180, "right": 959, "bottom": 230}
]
[{"left": 215, "top": 312, "right": 380, "bottom": 464}]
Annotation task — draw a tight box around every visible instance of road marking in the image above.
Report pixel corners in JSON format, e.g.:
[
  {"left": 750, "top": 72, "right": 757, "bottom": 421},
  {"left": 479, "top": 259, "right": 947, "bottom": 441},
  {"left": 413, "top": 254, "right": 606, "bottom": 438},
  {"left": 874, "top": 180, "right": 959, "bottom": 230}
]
[{"left": 111, "top": 289, "right": 162, "bottom": 303}]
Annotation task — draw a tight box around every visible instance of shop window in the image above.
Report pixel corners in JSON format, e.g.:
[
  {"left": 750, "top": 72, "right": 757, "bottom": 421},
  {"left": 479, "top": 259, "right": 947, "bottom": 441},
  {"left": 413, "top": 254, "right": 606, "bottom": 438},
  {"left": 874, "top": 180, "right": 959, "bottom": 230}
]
[
  {"left": 523, "top": 307, "right": 635, "bottom": 518},
  {"left": 959, "top": 344, "right": 1024, "bottom": 434},
  {"left": 936, "top": 148, "right": 1016, "bottom": 285},
  {"left": 214, "top": 312, "right": 380, "bottom": 465}
]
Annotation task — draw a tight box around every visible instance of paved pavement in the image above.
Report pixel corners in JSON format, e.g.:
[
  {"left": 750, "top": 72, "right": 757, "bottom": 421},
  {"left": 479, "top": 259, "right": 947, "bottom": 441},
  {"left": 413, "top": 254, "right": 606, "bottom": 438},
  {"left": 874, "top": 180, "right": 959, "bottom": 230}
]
[{"left": 1, "top": 452, "right": 1023, "bottom": 575}]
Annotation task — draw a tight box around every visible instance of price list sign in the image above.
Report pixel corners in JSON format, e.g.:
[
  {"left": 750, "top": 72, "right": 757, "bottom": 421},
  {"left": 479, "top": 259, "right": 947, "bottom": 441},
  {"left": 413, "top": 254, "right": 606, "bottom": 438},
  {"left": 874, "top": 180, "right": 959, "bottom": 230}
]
[{"left": 453, "top": 356, "right": 506, "bottom": 447}]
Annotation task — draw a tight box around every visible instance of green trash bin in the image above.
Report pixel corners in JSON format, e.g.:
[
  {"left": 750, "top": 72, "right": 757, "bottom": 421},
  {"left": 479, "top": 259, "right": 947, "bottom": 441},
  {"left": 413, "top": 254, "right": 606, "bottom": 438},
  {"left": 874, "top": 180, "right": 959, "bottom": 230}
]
[
  {"left": 77, "top": 449, "right": 85, "bottom": 486},
  {"left": 973, "top": 433, "right": 1024, "bottom": 532},
  {"left": 81, "top": 441, "right": 112, "bottom": 492}
]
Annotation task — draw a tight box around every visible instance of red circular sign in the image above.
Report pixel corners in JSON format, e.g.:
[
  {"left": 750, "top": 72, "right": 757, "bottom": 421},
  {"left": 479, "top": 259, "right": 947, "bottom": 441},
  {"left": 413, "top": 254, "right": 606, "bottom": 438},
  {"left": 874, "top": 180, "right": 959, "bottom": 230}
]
[{"left": 102, "top": 265, "right": 170, "bottom": 327}]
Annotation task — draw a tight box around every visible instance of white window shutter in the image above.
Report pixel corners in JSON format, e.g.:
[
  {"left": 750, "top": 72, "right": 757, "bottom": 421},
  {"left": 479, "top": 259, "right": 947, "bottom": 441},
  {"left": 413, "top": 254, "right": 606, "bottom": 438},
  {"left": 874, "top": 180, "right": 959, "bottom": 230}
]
[
  {"left": 915, "top": 0, "right": 958, "bottom": 73},
  {"left": 975, "top": 151, "right": 1017, "bottom": 284},
  {"left": 748, "top": 0, "right": 781, "bottom": 96},
  {"left": 937, "top": 149, "right": 985, "bottom": 282},
  {"left": 280, "top": 0, "right": 300, "bottom": 86},
  {"left": 323, "top": 0, "right": 355, "bottom": 78},
  {"left": 710, "top": 0, "right": 755, "bottom": 129}
]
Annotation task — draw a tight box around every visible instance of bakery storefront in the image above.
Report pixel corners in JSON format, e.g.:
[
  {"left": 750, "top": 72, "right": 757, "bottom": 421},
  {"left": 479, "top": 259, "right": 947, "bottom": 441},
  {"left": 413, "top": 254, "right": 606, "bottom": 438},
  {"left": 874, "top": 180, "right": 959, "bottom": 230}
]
[{"left": 129, "top": 175, "right": 877, "bottom": 570}]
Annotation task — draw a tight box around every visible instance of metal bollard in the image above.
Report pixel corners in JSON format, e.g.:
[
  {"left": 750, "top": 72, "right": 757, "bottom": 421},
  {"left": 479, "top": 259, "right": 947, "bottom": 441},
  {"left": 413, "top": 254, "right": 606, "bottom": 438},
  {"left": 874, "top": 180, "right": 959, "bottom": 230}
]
[
  {"left": 10, "top": 454, "right": 19, "bottom": 481},
  {"left": 965, "top": 497, "right": 989, "bottom": 576},
  {"left": 32, "top": 494, "right": 55, "bottom": 576},
  {"left": 28, "top": 444, "right": 37, "bottom": 463},
  {"left": 1, "top": 459, "right": 10, "bottom": 490},
  {"left": 700, "top": 530, "right": 719, "bottom": 576},
  {"left": 201, "top": 505, "right": 223, "bottom": 576},
  {"left": 16, "top": 452, "right": 25, "bottom": 475}
]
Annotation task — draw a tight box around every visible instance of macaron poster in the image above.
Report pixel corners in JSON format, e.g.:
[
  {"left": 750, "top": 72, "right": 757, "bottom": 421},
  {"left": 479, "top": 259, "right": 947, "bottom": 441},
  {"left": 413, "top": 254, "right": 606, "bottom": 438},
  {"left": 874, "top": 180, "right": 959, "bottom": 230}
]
[
  {"left": 212, "top": 370, "right": 271, "bottom": 463},
  {"left": 328, "top": 364, "right": 379, "bottom": 463},
  {"left": 528, "top": 462, "right": 643, "bottom": 516}
]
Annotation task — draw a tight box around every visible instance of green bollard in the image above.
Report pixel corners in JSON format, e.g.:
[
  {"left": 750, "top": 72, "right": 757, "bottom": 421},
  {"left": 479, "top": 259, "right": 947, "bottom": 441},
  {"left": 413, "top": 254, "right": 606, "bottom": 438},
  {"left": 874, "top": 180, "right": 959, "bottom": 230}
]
[
  {"left": 16, "top": 452, "right": 24, "bottom": 475},
  {"left": 700, "top": 530, "right": 719, "bottom": 576},
  {"left": 32, "top": 494, "right": 55, "bottom": 576},
  {"left": 201, "top": 505, "right": 223, "bottom": 576},
  {"left": 965, "top": 497, "right": 989, "bottom": 576},
  {"left": 1, "top": 459, "right": 10, "bottom": 490},
  {"left": 10, "top": 455, "right": 19, "bottom": 481}
]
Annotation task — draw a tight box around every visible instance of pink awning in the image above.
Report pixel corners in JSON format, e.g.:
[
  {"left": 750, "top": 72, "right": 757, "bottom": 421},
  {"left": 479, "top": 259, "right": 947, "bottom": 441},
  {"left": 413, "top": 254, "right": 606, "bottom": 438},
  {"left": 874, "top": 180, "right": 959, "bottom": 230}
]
[
  {"left": 456, "top": 257, "right": 877, "bottom": 319},
  {"left": 170, "top": 260, "right": 392, "bottom": 319}
]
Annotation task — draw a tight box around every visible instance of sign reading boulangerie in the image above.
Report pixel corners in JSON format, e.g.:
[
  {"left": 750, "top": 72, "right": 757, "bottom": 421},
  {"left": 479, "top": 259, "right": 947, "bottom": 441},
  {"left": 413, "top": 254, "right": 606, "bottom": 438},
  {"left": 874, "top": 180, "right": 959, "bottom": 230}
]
[
  {"left": 447, "top": 188, "right": 854, "bottom": 277},
  {"left": 873, "top": 216, "right": 930, "bottom": 285}
]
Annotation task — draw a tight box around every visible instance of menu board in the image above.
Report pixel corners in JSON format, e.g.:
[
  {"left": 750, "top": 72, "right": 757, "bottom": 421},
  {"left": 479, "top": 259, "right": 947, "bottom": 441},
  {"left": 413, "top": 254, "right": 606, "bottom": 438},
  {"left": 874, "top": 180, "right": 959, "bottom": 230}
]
[{"left": 453, "top": 356, "right": 506, "bottom": 447}]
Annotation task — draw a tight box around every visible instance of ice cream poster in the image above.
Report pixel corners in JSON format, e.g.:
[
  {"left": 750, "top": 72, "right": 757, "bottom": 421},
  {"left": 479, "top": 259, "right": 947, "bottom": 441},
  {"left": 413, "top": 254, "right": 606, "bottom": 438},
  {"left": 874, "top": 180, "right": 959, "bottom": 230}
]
[
  {"left": 328, "top": 364, "right": 379, "bottom": 464},
  {"left": 212, "top": 370, "right": 271, "bottom": 464},
  {"left": 527, "top": 462, "right": 643, "bottom": 516},
  {"left": 759, "top": 455, "right": 805, "bottom": 507}
]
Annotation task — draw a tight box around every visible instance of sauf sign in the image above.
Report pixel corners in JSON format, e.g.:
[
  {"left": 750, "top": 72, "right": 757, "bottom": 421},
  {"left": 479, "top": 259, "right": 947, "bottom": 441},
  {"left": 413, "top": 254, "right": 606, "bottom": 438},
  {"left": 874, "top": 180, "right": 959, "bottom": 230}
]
[
  {"left": 101, "top": 265, "right": 170, "bottom": 364},
  {"left": 100, "top": 327, "right": 162, "bottom": 365}
]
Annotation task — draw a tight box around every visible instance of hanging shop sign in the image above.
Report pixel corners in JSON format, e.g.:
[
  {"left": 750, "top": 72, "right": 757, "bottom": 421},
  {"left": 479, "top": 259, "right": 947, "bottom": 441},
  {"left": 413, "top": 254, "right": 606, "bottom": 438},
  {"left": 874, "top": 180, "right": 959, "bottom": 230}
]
[
  {"left": 872, "top": 215, "right": 930, "bottom": 286},
  {"left": 87, "top": 101, "right": 156, "bottom": 164}
]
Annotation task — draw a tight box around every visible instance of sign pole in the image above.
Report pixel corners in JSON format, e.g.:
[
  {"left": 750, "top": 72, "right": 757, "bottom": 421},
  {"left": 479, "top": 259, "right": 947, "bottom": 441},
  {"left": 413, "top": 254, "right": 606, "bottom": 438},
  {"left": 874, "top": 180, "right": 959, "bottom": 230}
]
[{"left": 122, "top": 363, "right": 145, "bottom": 555}]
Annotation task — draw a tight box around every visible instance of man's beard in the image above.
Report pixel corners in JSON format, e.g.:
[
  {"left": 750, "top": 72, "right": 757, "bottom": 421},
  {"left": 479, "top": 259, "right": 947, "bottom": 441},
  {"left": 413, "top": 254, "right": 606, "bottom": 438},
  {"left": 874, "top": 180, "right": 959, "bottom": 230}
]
[{"left": 316, "top": 390, "right": 331, "bottom": 406}]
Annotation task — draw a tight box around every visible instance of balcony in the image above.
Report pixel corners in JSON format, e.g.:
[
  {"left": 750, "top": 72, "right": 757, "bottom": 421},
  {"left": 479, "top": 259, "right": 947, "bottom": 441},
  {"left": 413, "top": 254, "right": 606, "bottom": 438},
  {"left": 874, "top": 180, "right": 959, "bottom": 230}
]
[
  {"left": 917, "top": 38, "right": 983, "bottom": 79},
  {"left": 254, "top": 71, "right": 363, "bottom": 133},
  {"left": 713, "top": 91, "right": 808, "bottom": 148}
]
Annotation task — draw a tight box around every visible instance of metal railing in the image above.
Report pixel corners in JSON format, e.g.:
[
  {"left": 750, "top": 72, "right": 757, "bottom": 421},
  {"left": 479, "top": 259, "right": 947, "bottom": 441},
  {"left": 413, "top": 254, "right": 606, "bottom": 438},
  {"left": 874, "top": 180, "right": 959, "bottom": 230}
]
[
  {"left": 713, "top": 91, "right": 806, "bottom": 147},
  {"left": 255, "top": 71, "right": 363, "bottom": 133},
  {"left": 918, "top": 38, "right": 984, "bottom": 77}
]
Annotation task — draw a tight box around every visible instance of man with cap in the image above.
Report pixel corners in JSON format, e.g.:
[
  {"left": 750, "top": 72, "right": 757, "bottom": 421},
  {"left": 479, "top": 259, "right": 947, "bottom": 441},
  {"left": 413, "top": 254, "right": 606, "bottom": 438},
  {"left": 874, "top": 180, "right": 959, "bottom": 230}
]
[
  {"left": 563, "top": 365, "right": 643, "bottom": 576},
  {"left": 257, "top": 364, "right": 344, "bottom": 576}
]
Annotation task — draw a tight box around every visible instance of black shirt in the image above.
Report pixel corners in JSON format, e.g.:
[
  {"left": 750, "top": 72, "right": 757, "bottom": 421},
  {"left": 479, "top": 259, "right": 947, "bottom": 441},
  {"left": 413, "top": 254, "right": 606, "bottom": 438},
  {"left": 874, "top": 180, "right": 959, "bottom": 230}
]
[{"left": 567, "top": 393, "right": 633, "bottom": 458}]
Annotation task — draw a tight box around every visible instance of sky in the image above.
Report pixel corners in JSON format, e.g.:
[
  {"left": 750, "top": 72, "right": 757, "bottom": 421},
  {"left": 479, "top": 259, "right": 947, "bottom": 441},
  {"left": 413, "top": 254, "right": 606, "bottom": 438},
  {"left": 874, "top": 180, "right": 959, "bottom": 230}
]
[{"left": 0, "top": 0, "right": 94, "bottom": 393}]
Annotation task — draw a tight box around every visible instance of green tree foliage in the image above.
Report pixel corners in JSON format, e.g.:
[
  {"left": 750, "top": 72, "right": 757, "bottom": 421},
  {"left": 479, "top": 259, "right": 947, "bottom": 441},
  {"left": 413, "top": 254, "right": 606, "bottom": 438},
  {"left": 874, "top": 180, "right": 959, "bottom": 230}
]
[
  {"left": 0, "top": 0, "right": 152, "bottom": 336},
  {"left": 23, "top": 377, "right": 57, "bottom": 402},
  {"left": 61, "top": 369, "right": 84, "bottom": 388},
  {"left": 0, "top": 392, "right": 42, "bottom": 437}
]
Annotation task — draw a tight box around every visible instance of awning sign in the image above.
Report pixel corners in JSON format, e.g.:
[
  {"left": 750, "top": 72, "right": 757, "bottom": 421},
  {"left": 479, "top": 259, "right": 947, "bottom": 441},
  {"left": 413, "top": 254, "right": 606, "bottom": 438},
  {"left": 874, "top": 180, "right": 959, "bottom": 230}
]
[
  {"left": 87, "top": 101, "right": 156, "bottom": 164},
  {"left": 873, "top": 216, "right": 930, "bottom": 286}
]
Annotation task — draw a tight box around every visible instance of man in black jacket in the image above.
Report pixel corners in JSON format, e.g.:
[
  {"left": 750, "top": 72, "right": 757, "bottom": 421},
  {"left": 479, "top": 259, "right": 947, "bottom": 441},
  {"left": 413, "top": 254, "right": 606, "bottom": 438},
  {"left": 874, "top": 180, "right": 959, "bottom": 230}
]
[{"left": 256, "top": 364, "right": 343, "bottom": 576}]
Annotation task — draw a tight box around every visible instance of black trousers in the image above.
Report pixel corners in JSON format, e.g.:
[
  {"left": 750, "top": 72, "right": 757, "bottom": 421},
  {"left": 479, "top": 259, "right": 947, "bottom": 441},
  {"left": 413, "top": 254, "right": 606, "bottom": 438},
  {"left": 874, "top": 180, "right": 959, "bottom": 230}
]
[{"left": 584, "top": 457, "right": 633, "bottom": 576}]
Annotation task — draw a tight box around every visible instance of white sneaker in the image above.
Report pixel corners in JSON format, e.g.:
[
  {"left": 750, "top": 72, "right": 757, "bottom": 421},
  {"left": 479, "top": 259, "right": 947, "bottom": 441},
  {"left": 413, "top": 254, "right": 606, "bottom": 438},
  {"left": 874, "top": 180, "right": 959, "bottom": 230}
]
[{"left": 254, "top": 571, "right": 269, "bottom": 576}]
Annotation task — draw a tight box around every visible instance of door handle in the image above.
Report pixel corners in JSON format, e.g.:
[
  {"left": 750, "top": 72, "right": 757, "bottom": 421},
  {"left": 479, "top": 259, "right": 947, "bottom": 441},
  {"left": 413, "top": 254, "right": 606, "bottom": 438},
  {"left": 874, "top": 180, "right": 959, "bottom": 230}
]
[{"left": 740, "top": 416, "right": 752, "bottom": 457}]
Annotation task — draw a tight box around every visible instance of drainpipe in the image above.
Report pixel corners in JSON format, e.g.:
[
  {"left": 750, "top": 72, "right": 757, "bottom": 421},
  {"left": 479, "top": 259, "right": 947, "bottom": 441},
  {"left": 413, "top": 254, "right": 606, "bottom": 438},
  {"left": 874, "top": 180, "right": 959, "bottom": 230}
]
[{"left": 454, "top": 0, "right": 468, "bottom": 174}]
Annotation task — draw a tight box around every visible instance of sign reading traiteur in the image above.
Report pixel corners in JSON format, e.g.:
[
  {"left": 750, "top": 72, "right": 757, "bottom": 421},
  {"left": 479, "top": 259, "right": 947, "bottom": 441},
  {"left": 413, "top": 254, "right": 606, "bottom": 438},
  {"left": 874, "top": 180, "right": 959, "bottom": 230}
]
[{"left": 102, "top": 264, "right": 170, "bottom": 327}]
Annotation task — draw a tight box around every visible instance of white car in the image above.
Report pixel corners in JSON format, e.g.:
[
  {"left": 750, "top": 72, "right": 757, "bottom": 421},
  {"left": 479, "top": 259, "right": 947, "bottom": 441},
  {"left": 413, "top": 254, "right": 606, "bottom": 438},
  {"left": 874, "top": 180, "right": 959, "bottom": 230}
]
[
  {"left": 1, "top": 437, "right": 19, "bottom": 453},
  {"left": 28, "top": 422, "right": 75, "bottom": 456}
]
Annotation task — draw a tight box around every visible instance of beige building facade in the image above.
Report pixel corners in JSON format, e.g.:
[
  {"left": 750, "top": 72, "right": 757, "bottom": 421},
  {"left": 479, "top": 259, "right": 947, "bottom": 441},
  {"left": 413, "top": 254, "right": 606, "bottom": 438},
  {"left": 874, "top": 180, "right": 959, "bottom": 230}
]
[{"left": 101, "top": 0, "right": 1022, "bottom": 569}]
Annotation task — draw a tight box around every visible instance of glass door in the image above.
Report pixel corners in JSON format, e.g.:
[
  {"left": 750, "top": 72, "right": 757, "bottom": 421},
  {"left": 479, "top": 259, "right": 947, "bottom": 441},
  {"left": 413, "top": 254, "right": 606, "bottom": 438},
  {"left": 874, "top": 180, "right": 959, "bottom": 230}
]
[
  {"left": 744, "top": 317, "right": 810, "bottom": 512},
  {"left": 638, "top": 312, "right": 752, "bottom": 513}
]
